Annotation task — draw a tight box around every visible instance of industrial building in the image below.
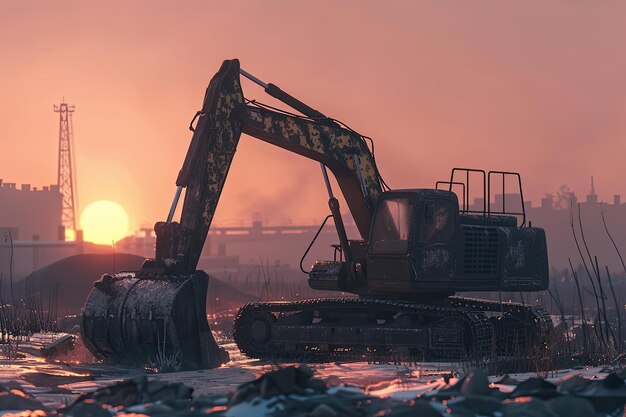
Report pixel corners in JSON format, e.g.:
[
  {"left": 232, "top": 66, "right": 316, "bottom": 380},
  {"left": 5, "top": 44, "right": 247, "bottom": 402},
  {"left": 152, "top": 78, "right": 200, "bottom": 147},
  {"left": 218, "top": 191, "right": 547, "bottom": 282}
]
[
  {"left": 0, "top": 180, "right": 64, "bottom": 241},
  {"left": 0, "top": 179, "right": 87, "bottom": 279}
]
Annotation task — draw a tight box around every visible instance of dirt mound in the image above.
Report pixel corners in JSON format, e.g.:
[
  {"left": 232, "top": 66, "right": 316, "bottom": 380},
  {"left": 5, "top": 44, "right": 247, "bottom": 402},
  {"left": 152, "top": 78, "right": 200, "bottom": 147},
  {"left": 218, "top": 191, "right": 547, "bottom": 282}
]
[{"left": 22, "top": 253, "right": 255, "bottom": 314}]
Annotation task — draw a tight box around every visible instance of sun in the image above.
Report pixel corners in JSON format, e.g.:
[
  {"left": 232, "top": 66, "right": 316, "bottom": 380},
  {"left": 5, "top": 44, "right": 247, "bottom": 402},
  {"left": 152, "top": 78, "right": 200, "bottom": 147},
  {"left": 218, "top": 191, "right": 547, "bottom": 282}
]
[{"left": 80, "top": 200, "right": 130, "bottom": 245}]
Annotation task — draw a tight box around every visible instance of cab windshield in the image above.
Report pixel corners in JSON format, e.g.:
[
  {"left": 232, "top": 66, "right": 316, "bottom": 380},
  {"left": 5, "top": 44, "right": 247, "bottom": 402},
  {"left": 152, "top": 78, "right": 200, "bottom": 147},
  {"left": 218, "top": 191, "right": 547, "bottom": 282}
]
[{"left": 371, "top": 198, "right": 413, "bottom": 253}]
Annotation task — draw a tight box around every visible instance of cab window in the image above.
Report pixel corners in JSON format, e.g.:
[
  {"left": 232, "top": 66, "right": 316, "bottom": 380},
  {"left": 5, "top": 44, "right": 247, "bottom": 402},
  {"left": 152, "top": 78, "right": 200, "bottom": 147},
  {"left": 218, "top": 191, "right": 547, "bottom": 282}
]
[
  {"left": 371, "top": 198, "right": 413, "bottom": 253},
  {"left": 420, "top": 199, "right": 454, "bottom": 246}
]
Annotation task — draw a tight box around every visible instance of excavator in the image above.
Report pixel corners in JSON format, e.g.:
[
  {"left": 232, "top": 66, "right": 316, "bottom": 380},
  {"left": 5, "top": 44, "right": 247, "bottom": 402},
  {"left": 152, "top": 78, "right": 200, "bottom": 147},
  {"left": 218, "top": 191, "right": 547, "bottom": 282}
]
[{"left": 81, "top": 59, "right": 551, "bottom": 369}]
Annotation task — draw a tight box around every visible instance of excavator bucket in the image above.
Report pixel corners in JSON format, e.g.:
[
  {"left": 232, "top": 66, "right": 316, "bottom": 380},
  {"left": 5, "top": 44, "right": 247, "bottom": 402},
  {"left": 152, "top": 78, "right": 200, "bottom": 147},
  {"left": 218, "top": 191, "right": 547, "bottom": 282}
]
[
  {"left": 79, "top": 58, "right": 382, "bottom": 367},
  {"left": 80, "top": 60, "right": 244, "bottom": 369},
  {"left": 81, "top": 270, "right": 228, "bottom": 369}
]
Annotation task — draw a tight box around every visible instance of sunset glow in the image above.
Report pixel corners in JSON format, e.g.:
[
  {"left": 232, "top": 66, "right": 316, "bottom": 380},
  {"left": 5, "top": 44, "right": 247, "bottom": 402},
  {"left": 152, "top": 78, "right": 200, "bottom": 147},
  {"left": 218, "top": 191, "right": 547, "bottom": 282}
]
[
  {"left": 0, "top": 3, "right": 624, "bottom": 411},
  {"left": 3, "top": 3, "right": 626, "bottom": 233},
  {"left": 80, "top": 200, "right": 130, "bottom": 245}
]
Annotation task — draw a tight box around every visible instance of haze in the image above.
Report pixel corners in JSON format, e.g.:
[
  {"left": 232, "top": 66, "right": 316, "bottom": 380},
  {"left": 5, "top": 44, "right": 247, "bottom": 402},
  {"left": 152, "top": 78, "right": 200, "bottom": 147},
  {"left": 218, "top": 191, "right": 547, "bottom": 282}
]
[{"left": 2, "top": 1, "right": 626, "bottom": 233}]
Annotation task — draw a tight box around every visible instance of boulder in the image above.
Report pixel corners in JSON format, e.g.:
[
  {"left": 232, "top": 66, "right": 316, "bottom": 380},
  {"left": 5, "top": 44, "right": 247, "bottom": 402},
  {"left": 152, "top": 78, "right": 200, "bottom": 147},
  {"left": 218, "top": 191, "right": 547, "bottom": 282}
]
[
  {"left": 0, "top": 386, "right": 45, "bottom": 412},
  {"left": 502, "top": 396, "right": 557, "bottom": 417},
  {"left": 548, "top": 396, "right": 596, "bottom": 417},
  {"left": 510, "top": 377, "right": 557, "bottom": 399},
  {"left": 460, "top": 369, "right": 492, "bottom": 396}
]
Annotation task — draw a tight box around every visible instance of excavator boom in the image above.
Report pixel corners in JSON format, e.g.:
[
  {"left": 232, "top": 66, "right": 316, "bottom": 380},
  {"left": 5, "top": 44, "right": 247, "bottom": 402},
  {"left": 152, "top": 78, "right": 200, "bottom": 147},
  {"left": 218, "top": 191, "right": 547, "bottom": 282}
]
[{"left": 157, "top": 59, "right": 381, "bottom": 273}]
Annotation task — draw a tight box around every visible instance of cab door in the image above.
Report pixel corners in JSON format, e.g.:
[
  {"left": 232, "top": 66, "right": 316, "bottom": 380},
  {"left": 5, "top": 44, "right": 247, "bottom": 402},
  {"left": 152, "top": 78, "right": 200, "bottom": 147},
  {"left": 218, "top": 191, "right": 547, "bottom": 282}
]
[
  {"left": 416, "top": 197, "right": 457, "bottom": 285},
  {"left": 367, "top": 195, "right": 417, "bottom": 291}
]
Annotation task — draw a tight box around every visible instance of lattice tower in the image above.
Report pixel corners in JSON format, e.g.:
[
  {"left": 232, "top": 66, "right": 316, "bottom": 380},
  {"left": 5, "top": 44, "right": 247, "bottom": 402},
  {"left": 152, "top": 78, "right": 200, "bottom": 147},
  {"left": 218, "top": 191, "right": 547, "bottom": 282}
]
[{"left": 54, "top": 100, "right": 78, "bottom": 233}]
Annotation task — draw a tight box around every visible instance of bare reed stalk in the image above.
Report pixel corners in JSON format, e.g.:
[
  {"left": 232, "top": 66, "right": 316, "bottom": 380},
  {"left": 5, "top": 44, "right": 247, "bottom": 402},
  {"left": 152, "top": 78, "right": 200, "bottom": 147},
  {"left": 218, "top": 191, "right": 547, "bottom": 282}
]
[
  {"left": 0, "top": 273, "right": 5, "bottom": 342},
  {"left": 578, "top": 208, "right": 614, "bottom": 349},
  {"left": 569, "top": 258, "right": 589, "bottom": 354},
  {"left": 594, "top": 256, "right": 617, "bottom": 349},
  {"left": 23, "top": 276, "right": 34, "bottom": 331},
  {"left": 258, "top": 257, "right": 274, "bottom": 302},
  {"left": 548, "top": 286, "right": 571, "bottom": 355},
  {"left": 601, "top": 204, "right": 626, "bottom": 351},
  {"left": 580, "top": 210, "right": 617, "bottom": 350},
  {"left": 4, "top": 231, "right": 16, "bottom": 333},
  {"left": 601, "top": 203, "right": 626, "bottom": 277},
  {"left": 570, "top": 203, "right": 608, "bottom": 350},
  {"left": 605, "top": 267, "right": 622, "bottom": 352}
]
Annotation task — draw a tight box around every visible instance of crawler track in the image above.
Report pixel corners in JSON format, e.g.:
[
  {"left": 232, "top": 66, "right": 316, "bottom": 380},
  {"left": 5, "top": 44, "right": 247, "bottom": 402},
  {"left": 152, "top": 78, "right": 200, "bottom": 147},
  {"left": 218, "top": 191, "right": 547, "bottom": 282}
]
[
  {"left": 233, "top": 297, "right": 552, "bottom": 363},
  {"left": 449, "top": 296, "right": 553, "bottom": 356}
]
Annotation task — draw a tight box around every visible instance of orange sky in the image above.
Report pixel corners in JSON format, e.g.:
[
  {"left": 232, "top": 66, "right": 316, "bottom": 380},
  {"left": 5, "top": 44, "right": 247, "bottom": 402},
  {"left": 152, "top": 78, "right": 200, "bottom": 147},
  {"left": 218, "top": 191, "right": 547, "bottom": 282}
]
[{"left": 2, "top": 1, "right": 626, "bottom": 234}]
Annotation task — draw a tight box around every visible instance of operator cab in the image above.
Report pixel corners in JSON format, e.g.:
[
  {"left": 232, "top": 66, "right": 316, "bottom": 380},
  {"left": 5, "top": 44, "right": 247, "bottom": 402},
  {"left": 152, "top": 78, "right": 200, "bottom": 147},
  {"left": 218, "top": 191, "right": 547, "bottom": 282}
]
[
  {"left": 367, "top": 189, "right": 459, "bottom": 295},
  {"left": 364, "top": 181, "right": 548, "bottom": 297}
]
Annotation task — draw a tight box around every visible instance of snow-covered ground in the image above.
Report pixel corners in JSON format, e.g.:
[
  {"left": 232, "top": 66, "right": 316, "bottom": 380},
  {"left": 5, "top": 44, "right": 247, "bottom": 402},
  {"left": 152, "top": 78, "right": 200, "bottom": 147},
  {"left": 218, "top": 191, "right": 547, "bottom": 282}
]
[
  {"left": 0, "top": 334, "right": 617, "bottom": 413},
  {"left": 0, "top": 336, "right": 465, "bottom": 408}
]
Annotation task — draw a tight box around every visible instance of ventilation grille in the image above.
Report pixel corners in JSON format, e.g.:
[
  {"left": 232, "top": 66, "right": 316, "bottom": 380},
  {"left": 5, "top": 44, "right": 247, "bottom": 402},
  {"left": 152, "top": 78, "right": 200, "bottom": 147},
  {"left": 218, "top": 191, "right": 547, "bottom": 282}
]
[{"left": 462, "top": 226, "right": 499, "bottom": 277}]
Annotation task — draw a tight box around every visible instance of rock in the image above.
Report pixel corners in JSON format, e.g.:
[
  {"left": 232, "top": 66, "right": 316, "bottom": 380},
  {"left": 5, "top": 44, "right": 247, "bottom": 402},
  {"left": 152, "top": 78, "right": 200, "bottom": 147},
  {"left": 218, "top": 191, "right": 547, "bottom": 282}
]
[
  {"left": 432, "top": 375, "right": 466, "bottom": 399},
  {"left": 308, "top": 377, "right": 327, "bottom": 392},
  {"left": 218, "top": 346, "right": 231, "bottom": 365},
  {"left": 602, "top": 372, "right": 624, "bottom": 389},
  {"left": 574, "top": 373, "right": 626, "bottom": 412},
  {"left": 5, "top": 380, "right": 28, "bottom": 389},
  {"left": 40, "top": 334, "right": 75, "bottom": 358},
  {"left": 273, "top": 366, "right": 298, "bottom": 394},
  {"left": 125, "top": 402, "right": 177, "bottom": 414},
  {"left": 63, "top": 375, "right": 193, "bottom": 412},
  {"left": 0, "top": 386, "right": 45, "bottom": 411},
  {"left": 548, "top": 396, "right": 595, "bottom": 417},
  {"left": 191, "top": 393, "right": 228, "bottom": 408},
  {"left": 231, "top": 365, "right": 321, "bottom": 405},
  {"left": 162, "top": 398, "right": 192, "bottom": 411},
  {"left": 502, "top": 396, "right": 557, "bottom": 417},
  {"left": 229, "top": 383, "right": 258, "bottom": 406},
  {"left": 317, "top": 395, "right": 367, "bottom": 417},
  {"left": 309, "top": 403, "right": 338, "bottom": 417},
  {"left": 23, "top": 372, "right": 93, "bottom": 388},
  {"left": 493, "top": 375, "right": 523, "bottom": 385},
  {"left": 385, "top": 402, "right": 441, "bottom": 417},
  {"left": 59, "top": 401, "right": 111, "bottom": 417},
  {"left": 1, "top": 411, "right": 49, "bottom": 417},
  {"left": 510, "top": 377, "right": 557, "bottom": 399},
  {"left": 449, "top": 394, "right": 502, "bottom": 415},
  {"left": 460, "top": 369, "right": 492, "bottom": 396},
  {"left": 556, "top": 374, "right": 589, "bottom": 394},
  {"left": 297, "top": 364, "right": 315, "bottom": 381},
  {"left": 260, "top": 377, "right": 279, "bottom": 399}
]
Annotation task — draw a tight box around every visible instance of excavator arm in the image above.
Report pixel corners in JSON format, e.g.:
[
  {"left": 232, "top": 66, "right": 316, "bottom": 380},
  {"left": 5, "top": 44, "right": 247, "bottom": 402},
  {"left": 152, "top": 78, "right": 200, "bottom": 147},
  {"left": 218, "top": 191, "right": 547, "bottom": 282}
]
[
  {"left": 82, "top": 59, "right": 384, "bottom": 370},
  {"left": 157, "top": 59, "right": 382, "bottom": 272}
]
